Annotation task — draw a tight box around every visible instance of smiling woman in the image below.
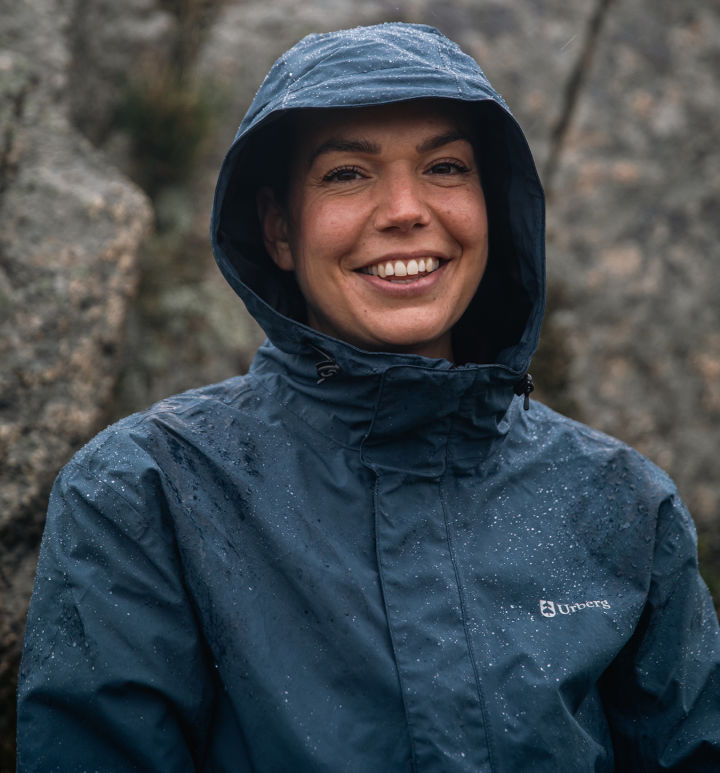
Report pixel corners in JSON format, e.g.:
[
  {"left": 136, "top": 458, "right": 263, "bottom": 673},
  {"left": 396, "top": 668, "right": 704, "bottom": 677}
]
[
  {"left": 17, "top": 22, "right": 720, "bottom": 773},
  {"left": 257, "top": 101, "right": 489, "bottom": 360}
]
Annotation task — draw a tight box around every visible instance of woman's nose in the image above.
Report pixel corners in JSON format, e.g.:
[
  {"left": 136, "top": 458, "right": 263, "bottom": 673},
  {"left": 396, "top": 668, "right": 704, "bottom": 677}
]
[{"left": 373, "top": 171, "right": 431, "bottom": 232}]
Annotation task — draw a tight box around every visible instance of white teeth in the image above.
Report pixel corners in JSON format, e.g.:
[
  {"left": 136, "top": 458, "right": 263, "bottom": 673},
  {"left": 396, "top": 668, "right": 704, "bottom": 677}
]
[{"left": 363, "top": 257, "right": 441, "bottom": 279}]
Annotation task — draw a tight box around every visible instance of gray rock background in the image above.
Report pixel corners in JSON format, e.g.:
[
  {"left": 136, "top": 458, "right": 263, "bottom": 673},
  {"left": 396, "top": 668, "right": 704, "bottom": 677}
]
[
  {"left": 1, "top": 0, "right": 718, "bottom": 767},
  {"left": 1, "top": 0, "right": 152, "bottom": 765}
]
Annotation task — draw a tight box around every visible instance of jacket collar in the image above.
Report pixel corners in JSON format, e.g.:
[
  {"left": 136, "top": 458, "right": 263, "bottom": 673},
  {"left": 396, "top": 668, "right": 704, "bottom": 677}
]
[{"left": 249, "top": 333, "right": 521, "bottom": 477}]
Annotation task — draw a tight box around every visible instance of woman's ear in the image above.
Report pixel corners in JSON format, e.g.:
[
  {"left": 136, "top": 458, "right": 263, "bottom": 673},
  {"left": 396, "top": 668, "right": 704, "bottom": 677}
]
[{"left": 257, "top": 187, "right": 294, "bottom": 270}]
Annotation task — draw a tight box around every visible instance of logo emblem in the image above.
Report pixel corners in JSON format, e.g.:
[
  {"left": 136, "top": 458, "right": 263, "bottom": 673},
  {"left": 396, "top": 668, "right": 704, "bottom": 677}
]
[{"left": 540, "top": 600, "right": 556, "bottom": 617}]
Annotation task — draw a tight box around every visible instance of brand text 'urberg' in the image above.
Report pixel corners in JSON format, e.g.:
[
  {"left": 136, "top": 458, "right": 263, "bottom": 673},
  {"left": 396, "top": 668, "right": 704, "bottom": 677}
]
[{"left": 539, "top": 599, "right": 611, "bottom": 618}]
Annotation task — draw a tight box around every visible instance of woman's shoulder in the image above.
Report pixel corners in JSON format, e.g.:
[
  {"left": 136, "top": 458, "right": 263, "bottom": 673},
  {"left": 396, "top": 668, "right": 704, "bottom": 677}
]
[
  {"left": 515, "top": 398, "right": 677, "bottom": 495},
  {"left": 58, "top": 373, "right": 269, "bottom": 488},
  {"left": 44, "top": 372, "right": 285, "bottom": 546}
]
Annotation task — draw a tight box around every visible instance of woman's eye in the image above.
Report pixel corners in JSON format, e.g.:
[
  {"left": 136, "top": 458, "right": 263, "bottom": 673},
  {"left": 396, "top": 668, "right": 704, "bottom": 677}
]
[
  {"left": 323, "top": 166, "right": 364, "bottom": 183},
  {"left": 428, "top": 160, "right": 470, "bottom": 175}
]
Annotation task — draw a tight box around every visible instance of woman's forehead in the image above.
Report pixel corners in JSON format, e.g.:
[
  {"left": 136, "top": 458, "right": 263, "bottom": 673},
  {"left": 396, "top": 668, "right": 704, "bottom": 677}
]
[
  {"left": 290, "top": 100, "right": 476, "bottom": 166},
  {"left": 293, "top": 100, "right": 472, "bottom": 147}
]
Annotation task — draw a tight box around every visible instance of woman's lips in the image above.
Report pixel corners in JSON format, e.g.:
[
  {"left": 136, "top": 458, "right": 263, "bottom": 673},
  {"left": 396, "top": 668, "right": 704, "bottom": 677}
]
[{"left": 357, "top": 256, "right": 442, "bottom": 281}]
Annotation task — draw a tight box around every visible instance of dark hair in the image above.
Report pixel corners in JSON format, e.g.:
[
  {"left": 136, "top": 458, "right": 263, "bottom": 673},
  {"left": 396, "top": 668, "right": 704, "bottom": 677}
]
[
  {"left": 258, "top": 116, "right": 295, "bottom": 210},
  {"left": 453, "top": 101, "right": 531, "bottom": 364}
]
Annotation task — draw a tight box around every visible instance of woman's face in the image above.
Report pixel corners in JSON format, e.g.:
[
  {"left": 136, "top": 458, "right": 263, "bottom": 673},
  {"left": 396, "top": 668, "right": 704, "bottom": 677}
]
[{"left": 259, "top": 100, "right": 488, "bottom": 361}]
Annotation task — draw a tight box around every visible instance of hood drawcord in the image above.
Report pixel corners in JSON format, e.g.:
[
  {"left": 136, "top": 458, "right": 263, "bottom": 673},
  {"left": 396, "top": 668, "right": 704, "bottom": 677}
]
[
  {"left": 310, "top": 345, "right": 341, "bottom": 384},
  {"left": 514, "top": 373, "right": 534, "bottom": 411}
]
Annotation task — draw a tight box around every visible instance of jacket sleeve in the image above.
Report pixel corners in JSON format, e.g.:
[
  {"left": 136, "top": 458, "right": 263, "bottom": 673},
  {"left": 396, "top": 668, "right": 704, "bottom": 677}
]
[
  {"left": 16, "top": 452, "right": 217, "bottom": 772},
  {"left": 601, "top": 490, "right": 720, "bottom": 771}
]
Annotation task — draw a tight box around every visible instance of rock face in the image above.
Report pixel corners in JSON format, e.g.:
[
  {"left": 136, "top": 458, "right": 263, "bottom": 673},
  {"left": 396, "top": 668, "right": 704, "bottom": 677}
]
[
  {"left": 546, "top": 1, "right": 720, "bottom": 534},
  {"left": 2, "top": 0, "right": 719, "bottom": 768},
  {"left": 0, "top": 0, "right": 152, "bottom": 765}
]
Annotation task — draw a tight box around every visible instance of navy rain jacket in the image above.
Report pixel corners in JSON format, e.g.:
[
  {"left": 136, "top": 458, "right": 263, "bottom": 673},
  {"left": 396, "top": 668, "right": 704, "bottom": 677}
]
[{"left": 17, "top": 22, "right": 720, "bottom": 772}]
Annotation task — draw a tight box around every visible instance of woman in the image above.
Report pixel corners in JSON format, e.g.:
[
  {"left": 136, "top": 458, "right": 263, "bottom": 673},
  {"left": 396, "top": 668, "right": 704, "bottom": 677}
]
[{"left": 17, "top": 23, "right": 720, "bottom": 772}]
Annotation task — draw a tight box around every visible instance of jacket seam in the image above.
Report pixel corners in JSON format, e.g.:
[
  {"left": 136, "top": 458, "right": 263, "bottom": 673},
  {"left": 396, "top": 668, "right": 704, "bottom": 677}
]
[
  {"left": 440, "top": 481, "right": 498, "bottom": 772},
  {"left": 435, "top": 37, "right": 463, "bottom": 96},
  {"left": 67, "top": 458, "right": 158, "bottom": 529},
  {"left": 371, "top": 472, "right": 419, "bottom": 773},
  {"left": 653, "top": 492, "right": 688, "bottom": 549}
]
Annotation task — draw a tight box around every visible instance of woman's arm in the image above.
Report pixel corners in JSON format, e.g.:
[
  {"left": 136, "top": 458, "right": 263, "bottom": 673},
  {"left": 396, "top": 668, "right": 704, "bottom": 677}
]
[
  {"left": 17, "top": 454, "right": 217, "bottom": 772},
  {"left": 601, "top": 492, "right": 720, "bottom": 770}
]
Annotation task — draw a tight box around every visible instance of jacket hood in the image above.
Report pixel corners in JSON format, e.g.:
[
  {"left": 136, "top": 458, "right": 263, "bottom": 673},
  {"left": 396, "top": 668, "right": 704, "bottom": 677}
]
[{"left": 210, "top": 22, "right": 545, "bottom": 379}]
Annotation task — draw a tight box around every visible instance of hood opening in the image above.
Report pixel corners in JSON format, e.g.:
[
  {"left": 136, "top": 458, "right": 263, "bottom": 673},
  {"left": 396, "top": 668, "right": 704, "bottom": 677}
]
[{"left": 215, "top": 99, "right": 537, "bottom": 368}]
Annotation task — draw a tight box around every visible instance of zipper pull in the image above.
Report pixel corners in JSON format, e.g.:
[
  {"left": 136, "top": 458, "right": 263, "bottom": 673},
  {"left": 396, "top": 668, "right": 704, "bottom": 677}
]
[{"left": 514, "top": 373, "right": 534, "bottom": 411}]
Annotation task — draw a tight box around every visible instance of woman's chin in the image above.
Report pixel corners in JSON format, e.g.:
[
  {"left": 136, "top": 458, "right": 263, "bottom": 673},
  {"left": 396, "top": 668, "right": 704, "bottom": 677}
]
[{"left": 359, "top": 331, "right": 453, "bottom": 360}]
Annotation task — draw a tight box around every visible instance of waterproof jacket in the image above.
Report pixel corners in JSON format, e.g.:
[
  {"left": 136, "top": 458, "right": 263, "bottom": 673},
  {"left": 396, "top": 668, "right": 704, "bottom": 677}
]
[{"left": 17, "top": 23, "right": 720, "bottom": 772}]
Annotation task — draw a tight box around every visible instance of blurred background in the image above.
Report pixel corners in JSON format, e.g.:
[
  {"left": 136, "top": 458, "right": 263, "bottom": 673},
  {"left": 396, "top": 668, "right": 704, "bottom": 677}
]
[{"left": 1, "top": 0, "right": 718, "bottom": 767}]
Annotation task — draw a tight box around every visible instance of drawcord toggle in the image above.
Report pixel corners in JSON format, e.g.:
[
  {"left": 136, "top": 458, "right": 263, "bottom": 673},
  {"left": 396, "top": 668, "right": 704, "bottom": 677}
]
[
  {"left": 311, "top": 345, "right": 340, "bottom": 384},
  {"left": 514, "top": 373, "right": 534, "bottom": 411}
]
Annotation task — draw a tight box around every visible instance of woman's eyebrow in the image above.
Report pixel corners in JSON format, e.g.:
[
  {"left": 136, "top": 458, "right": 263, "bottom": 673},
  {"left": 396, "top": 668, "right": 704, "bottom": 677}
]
[
  {"left": 416, "top": 131, "right": 472, "bottom": 153},
  {"left": 307, "top": 138, "right": 380, "bottom": 166},
  {"left": 305, "top": 130, "right": 471, "bottom": 168}
]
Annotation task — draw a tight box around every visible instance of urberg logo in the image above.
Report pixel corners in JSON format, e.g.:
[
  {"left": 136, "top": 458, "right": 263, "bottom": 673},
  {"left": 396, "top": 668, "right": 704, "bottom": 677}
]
[
  {"left": 539, "top": 599, "right": 611, "bottom": 618},
  {"left": 540, "top": 600, "right": 556, "bottom": 617}
]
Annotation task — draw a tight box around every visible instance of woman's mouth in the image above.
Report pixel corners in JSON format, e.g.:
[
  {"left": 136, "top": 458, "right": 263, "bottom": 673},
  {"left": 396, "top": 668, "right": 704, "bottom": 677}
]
[{"left": 358, "top": 257, "right": 442, "bottom": 282}]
